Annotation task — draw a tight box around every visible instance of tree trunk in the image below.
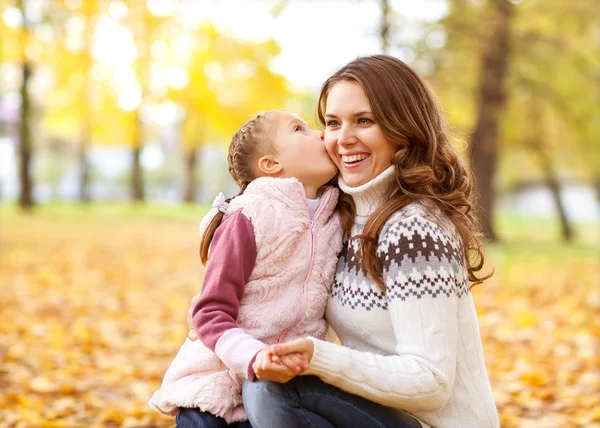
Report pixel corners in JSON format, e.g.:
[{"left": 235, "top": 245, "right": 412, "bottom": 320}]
[
  {"left": 131, "top": 143, "right": 144, "bottom": 202},
  {"left": 17, "top": 0, "right": 33, "bottom": 210},
  {"left": 78, "top": 82, "right": 91, "bottom": 203},
  {"left": 533, "top": 145, "right": 573, "bottom": 242},
  {"left": 526, "top": 98, "right": 574, "bottom": 242},
  {"left": 18, "top": 58, "right": 34, "bottom": 210},
  {"left": 78, "top": 130, "right": 90, "bottom": 203},
  {"left": 78, "top": 17, "right": 93, "bottom": 204},
  {"left": 379, "top": 0, "right": 391, "bottom": 54},
  {"left": 130, "top": 107, "right": 145, "bottom": 201},
  {"left": 183, "top": 148, "right": 198, "bottom": 203},
  {"left": 544, "top": 167, "right": 573, "bottom": 243},
  {"left": 469, "top": 0, "right": 513, "bottom": 241}
]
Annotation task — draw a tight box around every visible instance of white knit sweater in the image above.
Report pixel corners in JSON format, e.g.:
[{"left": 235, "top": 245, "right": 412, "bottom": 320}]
[{"left": 304, "top": 166, "right": 499, "bottom": 428}]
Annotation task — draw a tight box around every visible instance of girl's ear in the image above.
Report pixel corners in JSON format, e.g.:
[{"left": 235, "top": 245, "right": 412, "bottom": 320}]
[{"left": 257, "top": 154, "right": 283, "bottom": 176}]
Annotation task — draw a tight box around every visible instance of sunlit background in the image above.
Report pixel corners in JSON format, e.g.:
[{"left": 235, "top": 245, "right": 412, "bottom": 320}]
[{"left": 1, "top": 0, "right": 599, "bottom": 427}]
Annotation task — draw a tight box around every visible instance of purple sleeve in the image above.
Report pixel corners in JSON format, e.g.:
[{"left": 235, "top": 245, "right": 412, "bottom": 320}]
[{"left": 192, "top": 210, "right": 266, "bottom": 378}]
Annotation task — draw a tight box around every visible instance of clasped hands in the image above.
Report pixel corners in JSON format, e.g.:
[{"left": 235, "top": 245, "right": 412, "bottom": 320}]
[
  {"left": 187, "top": 294, "right": 314, "bottom": 383},
  {"left": 251, "top": 339, "right": 314, "bottom": 383},
  {"left": 189, "top": 328, "right": 314, "bottom": 383}
]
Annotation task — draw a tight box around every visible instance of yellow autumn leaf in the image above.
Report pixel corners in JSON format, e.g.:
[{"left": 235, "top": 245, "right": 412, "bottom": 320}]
[
  {"left": 30, "top": 376, "right": 60, "bottom": 394},
  {"left": 520, "top": 372, "right": 548, "bottom": 386},
  {"left": 514, "top": 311, "right": 538, "bottom": 328}
]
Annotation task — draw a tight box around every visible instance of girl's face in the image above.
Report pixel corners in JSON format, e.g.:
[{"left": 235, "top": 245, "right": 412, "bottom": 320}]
[
  {"left": 324, "top": 80, "right": 397, "bottom": 187},
  {"left": 271, "top": 112, "right": 337, "bottom": 193}
]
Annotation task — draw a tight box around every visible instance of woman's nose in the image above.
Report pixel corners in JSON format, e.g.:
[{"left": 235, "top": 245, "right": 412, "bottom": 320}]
[{"left": 337, "top": 125, "right": 356, "bottom": 146}]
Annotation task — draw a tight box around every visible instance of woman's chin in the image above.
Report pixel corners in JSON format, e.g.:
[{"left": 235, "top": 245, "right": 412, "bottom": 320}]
[{"left": 341, "top": 171, "right": 370, "bottom": 187}]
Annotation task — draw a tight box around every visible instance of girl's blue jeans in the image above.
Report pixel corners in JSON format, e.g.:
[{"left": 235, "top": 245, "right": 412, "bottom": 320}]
[{"left": 242, "top": 375, "right": 422, "bottom": 428}]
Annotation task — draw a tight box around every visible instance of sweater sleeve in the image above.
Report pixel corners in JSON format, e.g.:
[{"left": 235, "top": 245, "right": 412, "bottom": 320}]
[
  {"left": 303, "top": 214, "right": 464, "bottom": 412},
  {"left": 192, "top": 209, "right": 267, "bottom": 379}
]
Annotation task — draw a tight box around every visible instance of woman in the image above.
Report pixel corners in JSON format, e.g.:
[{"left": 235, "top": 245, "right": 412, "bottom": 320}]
[{"left": 242, "top": 55, "right": 500, "bottom": 428}]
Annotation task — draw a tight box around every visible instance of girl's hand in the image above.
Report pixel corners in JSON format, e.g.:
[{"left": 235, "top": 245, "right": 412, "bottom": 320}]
[
  {"left": 271, "top": 339, "right": 315, "bottom": 364},
  {"left": 187, "top": 294, "right": 201, "bottom": 341},
  {"left": 187, "top": 293, "right": 201, "bottom": 329},
  {"left": 252, "top": 347, "right": 300, "bottom": 383}
]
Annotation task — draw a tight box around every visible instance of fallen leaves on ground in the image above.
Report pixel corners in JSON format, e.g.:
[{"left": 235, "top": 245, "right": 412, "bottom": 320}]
[
  {"left": 0, "top": 217, "right": 598, "bottom": 427},
  {"left": 478, "top": 244, "right": 599, "bottom": 428}
]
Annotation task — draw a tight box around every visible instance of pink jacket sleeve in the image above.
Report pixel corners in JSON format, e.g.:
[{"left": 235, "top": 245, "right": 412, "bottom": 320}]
[{"left": 192, "top": 210, "right": 266, "bottom": 379}]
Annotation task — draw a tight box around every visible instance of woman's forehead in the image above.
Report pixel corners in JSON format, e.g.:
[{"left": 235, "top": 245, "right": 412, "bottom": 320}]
[{"left": 326, "top": 82, "right": 371, "bottom": 113}]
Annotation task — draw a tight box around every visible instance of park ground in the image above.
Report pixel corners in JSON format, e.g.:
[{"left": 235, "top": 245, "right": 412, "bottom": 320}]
[{"left": 0, "top": 203, "right": 598, "bottom": 427}]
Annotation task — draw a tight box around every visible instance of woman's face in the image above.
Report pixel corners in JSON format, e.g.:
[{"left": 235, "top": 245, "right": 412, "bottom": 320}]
[{"left": 323, "top": 80, "right": 397, "bottom": 187}]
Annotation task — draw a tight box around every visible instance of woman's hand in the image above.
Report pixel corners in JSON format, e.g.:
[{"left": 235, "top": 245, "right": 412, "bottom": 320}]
[
  {"left": 252, "top": 347, "right": 309, "bottom": 383},
  {"left": 271, "top": 339, "right": 315, "bottom": 364}
]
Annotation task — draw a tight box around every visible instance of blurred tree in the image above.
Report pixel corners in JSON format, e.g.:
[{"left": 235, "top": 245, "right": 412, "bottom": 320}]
[
  {"left": 0, "top": 0, "right": 17, "bottom": 143},
  {"left": 379, "top": 0, "right": 392, "bottom": 54},
  {"left": 500, "top": 0, "right": 600, "bottom": 240},
  {"left": 43, "top": 0, "right": 100, "bottom": 203},
  {"left": 166, "top": 23, "right": 291, "bottom": 202},
  {"left": 16, "top": 0, "right": 34, "bottom": 210},
  {"left": 122, "top": 0, "right": 171, "bottom": 202},
  {"left": 72, "top": 1, "right": 95, "bottom": 203},
  {"left": 469, "top": 0, "right": 513, "bottom": 241},
  {"left": 410, "top": 0, "right": 599, "bottom": 241},
  {"left": 0, "top": 1, "right": 13, "bottom": 62},
  {"left": 523, "top": 101, "right": 573, "bottom": 241}
]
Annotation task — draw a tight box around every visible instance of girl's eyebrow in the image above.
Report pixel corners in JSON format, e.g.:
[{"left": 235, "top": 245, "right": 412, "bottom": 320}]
[{"left": 290, "top": 119, "right": 308, "bottom": 128}]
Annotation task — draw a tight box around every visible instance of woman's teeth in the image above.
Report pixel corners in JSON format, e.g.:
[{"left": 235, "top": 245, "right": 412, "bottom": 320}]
[{"left": 341, "top": 154, "right": 370, "bottom": 163}]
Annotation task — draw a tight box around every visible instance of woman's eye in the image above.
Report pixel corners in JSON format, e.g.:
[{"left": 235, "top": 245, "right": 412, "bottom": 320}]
[
  {"left": 358, "top": 118, "right": 373, "bottom": 125},
  {"left": 326, "top": 120, "right": 339, "bottom": 127}
]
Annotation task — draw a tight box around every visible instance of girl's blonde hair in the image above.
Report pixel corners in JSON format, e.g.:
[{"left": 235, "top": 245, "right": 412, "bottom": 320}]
[{"left": 199, "top": 111, "right": 280, "bottom": 265}]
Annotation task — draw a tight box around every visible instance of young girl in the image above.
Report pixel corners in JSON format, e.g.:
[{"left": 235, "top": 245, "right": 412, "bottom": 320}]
[{"left": 149, "top": 110, "right": 343, "bottom": 426}]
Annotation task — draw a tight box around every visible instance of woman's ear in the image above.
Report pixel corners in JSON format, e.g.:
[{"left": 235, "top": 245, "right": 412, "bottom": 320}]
[{"left": 257, "top": 154, "right": 283, "bottom": 176}]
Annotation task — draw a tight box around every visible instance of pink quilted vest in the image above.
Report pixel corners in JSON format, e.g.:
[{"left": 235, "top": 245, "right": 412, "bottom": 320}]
[{"left": 149, "top": 177, "right": 343, "bottom": 422}]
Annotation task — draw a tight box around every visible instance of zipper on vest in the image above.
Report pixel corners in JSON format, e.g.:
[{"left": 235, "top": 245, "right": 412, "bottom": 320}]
[{"left": 275, "top": 190, "right": 333, "bottom": 343}]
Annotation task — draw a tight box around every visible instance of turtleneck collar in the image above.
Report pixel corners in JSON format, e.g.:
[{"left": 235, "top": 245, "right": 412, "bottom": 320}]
[{"left": 338, "top": 165, "right": 397, "bottom": 222}]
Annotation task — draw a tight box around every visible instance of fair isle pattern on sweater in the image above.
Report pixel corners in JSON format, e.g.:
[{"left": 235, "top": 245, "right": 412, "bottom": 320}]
[{"left": 331, "top": 208, "right": 470, "bottom": 311}]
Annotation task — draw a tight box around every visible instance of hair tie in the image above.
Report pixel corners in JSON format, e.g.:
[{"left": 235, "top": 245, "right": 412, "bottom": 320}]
[{"left": 211, "top": 192, "right": 229, "bottom": 214}]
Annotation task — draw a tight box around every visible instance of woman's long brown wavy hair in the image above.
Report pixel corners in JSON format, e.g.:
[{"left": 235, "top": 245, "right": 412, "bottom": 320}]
[{"left": 318, "top": 55, "right": 492, "bottom": 289}]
